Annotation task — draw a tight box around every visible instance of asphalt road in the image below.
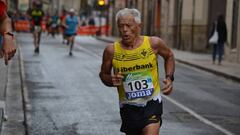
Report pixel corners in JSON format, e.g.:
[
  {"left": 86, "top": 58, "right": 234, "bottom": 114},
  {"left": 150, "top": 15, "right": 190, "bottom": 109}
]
[{"left": 17, "top": 33, "right": 240, "bottom": 135}]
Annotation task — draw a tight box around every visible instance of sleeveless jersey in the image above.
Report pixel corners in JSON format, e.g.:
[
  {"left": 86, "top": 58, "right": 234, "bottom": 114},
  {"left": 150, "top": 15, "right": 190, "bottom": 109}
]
[
  {"left": 31, "top": 9, "right": 44, "bottom": 26},
  {"left": 112, "top": 36, "right": 161, "bottom": 106}
]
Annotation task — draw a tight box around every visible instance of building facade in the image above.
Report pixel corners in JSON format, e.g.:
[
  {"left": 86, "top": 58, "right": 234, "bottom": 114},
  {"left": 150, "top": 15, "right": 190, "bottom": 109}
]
[
  {"left": 108, "top": 0, "right": 161, "bottom": 37},
  {"left": 238, "top": 0, "right": 240, "bottom": 63},
  {"left": 108, "top": 0, "right": 240, "bottom": 63},
  {"left": 225, "top": 0, "right": 240, "bottom": 62},
  {"left": 8, "top": 0, "right": 19, "bottom": 12},
  {"left": 7, "top": 0, "right": 240, "bottom": 63}
]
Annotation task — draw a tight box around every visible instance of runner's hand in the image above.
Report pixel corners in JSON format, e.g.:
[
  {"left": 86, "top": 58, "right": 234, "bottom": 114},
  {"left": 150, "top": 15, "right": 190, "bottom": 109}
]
[
  {"left": 111, "top": 72, "right": 124, "bottom": 86},
  {"left": 3, "top": 34, "right": 17, "bottom": 65},
  {"left": 162, "top": 78, "right": 173, "bottom": 95}
]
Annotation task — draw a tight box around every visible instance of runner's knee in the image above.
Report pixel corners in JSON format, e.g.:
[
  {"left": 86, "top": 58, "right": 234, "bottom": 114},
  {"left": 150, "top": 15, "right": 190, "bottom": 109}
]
[{"left": 142, "top": 122, "right": 160, "bottom": 135}]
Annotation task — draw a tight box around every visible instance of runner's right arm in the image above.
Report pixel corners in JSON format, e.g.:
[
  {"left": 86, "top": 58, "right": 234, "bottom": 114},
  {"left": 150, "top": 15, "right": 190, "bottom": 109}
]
[
  {"left": 99, "top": 44, "right": 123, "bottom": 87},
  {"left": 150, "top": 36, "right": 175, "bottom": 95}
]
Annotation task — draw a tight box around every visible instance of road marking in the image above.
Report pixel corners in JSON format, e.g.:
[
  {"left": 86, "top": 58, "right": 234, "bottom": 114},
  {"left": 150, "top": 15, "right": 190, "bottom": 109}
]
[
  {"left": 162, "top": 95, "right": 235, "bottom": 135},
  {"left": 75, "top": 37, "right": 101, "bottom": 58},
  {"left": 18, "top": 42, "right": 30, "bottom": 134}
]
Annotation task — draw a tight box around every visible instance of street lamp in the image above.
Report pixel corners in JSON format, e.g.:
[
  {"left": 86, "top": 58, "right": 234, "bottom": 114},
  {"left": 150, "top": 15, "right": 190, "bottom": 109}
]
[
  {"left": 97, "top": 0, "right": 106, "bottom": 36},
  {"left": 98, "top": 0, "right": 105, "bottom": 6}
]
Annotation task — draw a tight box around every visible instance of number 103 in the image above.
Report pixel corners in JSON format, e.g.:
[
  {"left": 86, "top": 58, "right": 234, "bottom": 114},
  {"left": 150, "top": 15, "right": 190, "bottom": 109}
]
[{"left": 127, "top": 80, "right": 148, "bottom": 91}]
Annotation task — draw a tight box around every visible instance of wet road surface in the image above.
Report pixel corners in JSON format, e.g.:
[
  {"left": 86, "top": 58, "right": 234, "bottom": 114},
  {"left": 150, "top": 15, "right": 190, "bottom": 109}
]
[{"left": 17, "top": 33, "right": 240, "bottom": 135}]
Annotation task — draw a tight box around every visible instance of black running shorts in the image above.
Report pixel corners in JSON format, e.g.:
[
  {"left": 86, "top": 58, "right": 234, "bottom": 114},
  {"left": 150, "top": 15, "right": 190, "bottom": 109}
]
[
  {"left": 64, "top": 33, "right": 77, "bottom": 37},
  {"left": 120, "top": 99, "right": 163, "bottom": 134}
]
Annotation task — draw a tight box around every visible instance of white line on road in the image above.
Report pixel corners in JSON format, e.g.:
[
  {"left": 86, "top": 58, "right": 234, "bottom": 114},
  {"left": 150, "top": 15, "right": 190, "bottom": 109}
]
[
  {"left": 75, "top": 37, "right": 101, "bottom": 58},
  {"left": 162, "top": 95, "right": 235, "bottom": 135}
]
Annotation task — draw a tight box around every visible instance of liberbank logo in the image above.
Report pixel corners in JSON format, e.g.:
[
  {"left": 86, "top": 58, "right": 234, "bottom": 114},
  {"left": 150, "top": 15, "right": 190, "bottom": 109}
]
[{"left": 116, "top": 63, "right": 153, "bottom": 72}]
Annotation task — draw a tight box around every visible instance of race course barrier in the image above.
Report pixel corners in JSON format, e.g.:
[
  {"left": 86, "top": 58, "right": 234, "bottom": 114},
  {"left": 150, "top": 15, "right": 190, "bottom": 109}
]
[
  {"left": 77, "top": 25, "right": 109, "bottom": 36},
  {"left": 14, "top": 21, "right": 109, "bottom": 36},
  {"left": 14, "top": 20, "right": 31, "bottom": 32},
  {"left": 14, "top": 20, "right": 47, "bottom": 32}
]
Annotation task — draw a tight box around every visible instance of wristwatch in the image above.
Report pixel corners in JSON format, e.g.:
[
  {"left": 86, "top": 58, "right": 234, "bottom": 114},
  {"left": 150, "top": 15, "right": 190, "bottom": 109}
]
[
  {"left": 3, "top": 32, "right": 14, "bottom": 38},
  {"left": 166, "top": 74, "right": 174, "bottom": 82}
]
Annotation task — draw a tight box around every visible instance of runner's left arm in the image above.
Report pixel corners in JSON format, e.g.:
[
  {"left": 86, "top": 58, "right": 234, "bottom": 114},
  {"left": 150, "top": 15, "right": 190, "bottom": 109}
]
[
  {"left": 0, "top": 0, "right": 16, "bottom": 65},
  {"left": 150, "top": 36, "right": 175, "bottom": 95}
]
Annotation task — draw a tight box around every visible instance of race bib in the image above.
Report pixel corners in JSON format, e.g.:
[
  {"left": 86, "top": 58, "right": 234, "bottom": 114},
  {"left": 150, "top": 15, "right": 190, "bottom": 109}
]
[{"left": 123, "top": 71, "right": 154, "bottom": 100}]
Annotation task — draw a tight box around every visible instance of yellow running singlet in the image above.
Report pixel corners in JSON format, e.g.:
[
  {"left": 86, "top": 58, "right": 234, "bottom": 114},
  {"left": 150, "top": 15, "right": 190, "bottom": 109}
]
[{"left": 112, "top": 36, "right": 161, "bottom": 106}]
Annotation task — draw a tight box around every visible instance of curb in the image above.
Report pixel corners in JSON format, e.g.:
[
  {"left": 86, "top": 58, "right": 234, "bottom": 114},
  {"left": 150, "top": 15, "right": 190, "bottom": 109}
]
[
  {"left": 95, "top": 36, "right": 115, "bottom": 43},
  {"left": 0, "top": 42, "right": 26, "bottom": 135},
  {"left": 18, "top": 39, "right": 29, "bottom": 135},
  {"left": 95, "top": 37, "right": 240, "bottom": 83},
  {"left": 175, "top": 59, "right": 240, "bottom": 83},
  {"left": 0, "top": 51, "right": 9, "bottom": 135},
  {"left": 0, "top": 108, "right": 3, "bottom": 133}
]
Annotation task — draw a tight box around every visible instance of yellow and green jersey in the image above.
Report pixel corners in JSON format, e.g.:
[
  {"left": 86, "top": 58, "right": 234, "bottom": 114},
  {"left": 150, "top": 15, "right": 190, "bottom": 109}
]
[
  {"left": 31, "top": 9, "right": 44, "bottom": 26},
  {"left": 112, "top": 36, "right": 161, "bottom": 106}
]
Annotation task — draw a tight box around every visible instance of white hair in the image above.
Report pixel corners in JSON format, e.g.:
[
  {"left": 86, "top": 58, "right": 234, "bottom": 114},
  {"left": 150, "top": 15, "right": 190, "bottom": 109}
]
[{"left": 115, "top": 8, "right": 141, "bottom": 23}]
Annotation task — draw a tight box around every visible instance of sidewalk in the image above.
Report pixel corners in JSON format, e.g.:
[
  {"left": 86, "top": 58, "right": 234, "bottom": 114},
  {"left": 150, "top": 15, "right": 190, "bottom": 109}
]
[
  {"left": 0, "top": 42, "right": 25, "bottom": 134},
  {"left": 0, "top": 60, "right": 7, "bottom": 133},
  {"left": 96, "top": 36, "right": 240, "bottom": 82}
]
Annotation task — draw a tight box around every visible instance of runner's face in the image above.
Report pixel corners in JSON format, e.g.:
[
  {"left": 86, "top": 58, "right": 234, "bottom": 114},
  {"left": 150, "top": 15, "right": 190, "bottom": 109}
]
[{"left": 117, "top": 15, "right": 140, "bottom": 45}]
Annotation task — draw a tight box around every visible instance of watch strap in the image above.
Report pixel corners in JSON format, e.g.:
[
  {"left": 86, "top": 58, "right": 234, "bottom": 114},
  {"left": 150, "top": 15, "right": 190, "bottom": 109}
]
[
  {"left": 2, "top": 32, "right": 14, "bottom": 39},
  {"left": 166, "top": 74, "right": 174, "bottom": 81}
]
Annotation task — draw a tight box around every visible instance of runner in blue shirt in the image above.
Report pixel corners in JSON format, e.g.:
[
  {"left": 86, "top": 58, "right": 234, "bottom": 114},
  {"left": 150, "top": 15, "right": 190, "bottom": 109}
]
[
  {"left": 62, "top": 8, "right": 79, "bottom": 56},
  {"left": 50, "top": 12, "right": 59, "bottom": 38}
]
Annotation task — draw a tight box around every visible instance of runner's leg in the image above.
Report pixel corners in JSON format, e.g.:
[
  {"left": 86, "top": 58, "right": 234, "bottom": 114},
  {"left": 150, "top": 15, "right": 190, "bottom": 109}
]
[
  {"left": 33, "top": 30, "right": 38, "bottom": 52},
  {"left": 37, "top": 32, "right": 41, "bottom": 45},
  {"left": 69, "top": 36, "right": 74, "bottom": 55},
  {"left": 62, "top": 34, "right": 66, "bottom": 44},
  {"left": 142, "top": 122, "right": 160, "bottom": 135},
  {"left": 36, "top": 31, "right": 41, "bottom": 53}
]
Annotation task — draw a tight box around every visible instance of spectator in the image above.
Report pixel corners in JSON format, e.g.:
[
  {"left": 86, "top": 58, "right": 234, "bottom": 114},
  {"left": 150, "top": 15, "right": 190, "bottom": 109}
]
[{"left": 209, "top": 14, "right": 227, "bottom": 65}]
